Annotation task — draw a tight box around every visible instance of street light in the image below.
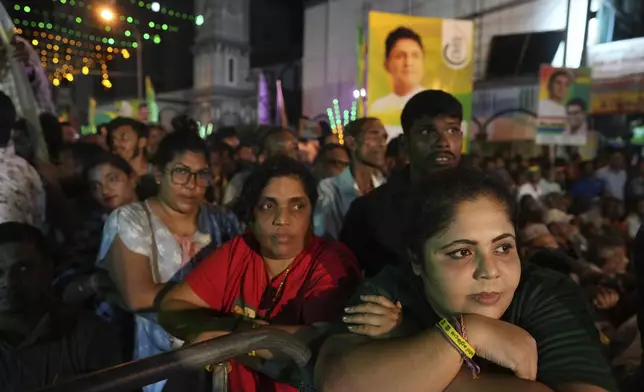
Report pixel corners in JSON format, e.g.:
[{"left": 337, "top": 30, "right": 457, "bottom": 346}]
[
  {"left": 99, "top": 8, "right": 115, "bottom": 22},
  {"left": 97, "top": 6, "right": 143, "bottom": 99}
]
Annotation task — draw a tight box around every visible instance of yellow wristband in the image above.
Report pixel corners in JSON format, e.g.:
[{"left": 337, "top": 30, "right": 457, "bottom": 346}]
[
  {"left": 437, "top": 318, "right": 476, "bottom": 359},
  {"left": 248, "top": 350, "right": 257, "bottom": 357}
]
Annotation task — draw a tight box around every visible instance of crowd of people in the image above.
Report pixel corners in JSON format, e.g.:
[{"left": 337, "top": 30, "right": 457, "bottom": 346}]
[{"left": 0, "top": 87, "right": 642, "bottom": 392}]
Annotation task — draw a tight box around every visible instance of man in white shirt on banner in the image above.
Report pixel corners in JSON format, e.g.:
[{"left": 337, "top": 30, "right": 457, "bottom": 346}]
[
  {"left": 538, "top": 70, "right": 572, "bottom": 117},
  {"left": 370, "top": 27, "right": 425, "bottom": 115}
]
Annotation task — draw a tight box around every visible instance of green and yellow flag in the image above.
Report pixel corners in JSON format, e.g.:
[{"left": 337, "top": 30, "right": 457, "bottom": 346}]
[
  {"left": 146, "top": 76, "right": 159, "bottom": 123},
  {"left": 356, "top": 15, "right": 366, "bottom": 117},
  {"left": 88, "top": 97, "right": 97, "bottom": 134}
]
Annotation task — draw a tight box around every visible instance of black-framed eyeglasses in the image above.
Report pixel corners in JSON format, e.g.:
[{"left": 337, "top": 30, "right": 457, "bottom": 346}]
[{"left": 167, "top": 167, "right": 211, "bottom": 187}]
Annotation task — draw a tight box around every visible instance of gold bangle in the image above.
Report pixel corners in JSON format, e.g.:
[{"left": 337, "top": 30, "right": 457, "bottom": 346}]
[
  {"left": 248, "top": 350, "right": 257, "bottom": 357},
  {"left": 437, "top": 318, "right": 476, "bottom": 359}
]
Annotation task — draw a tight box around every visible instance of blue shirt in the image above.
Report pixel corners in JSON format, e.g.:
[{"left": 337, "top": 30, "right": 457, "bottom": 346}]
[
  {"left": 314, "top": 167, "right": 385, "bottom": 240},
  {"left": 570, "top": 177, "right": 604, "bottom": 201}
]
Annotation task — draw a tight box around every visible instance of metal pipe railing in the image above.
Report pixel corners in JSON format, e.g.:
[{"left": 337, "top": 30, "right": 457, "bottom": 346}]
[{"left": 36, "top": 329, "right": 312, "bottom": 392}]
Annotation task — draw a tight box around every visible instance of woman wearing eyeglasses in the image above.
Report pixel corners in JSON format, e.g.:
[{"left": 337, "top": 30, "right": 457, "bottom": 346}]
[
  {"left": 97, "top": 131, "right": 241, "bottom": 392},
  {"left": 159, "top": 156, "right": 361, "bottom": 392}
]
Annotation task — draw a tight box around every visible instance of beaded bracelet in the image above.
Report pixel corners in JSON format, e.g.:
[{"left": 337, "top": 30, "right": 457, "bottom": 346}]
[{"left": 436, "top": 316, "right": 481, "bottom": 378}]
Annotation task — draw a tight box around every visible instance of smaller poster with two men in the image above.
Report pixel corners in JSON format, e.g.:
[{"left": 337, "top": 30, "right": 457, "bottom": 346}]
[{"left": 537, "top": 65, "right": 591, "bottom": 146}]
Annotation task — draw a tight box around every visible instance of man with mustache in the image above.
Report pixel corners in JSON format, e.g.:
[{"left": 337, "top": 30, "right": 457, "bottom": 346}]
[
  {"left": 314, "top": 117, "right": 387, "bottom": 240},
  {"left": 339, "top": 90, "right": 463, "bottom": 277}
]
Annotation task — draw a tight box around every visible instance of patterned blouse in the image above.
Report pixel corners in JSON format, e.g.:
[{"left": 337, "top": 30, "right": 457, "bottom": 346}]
[
  {"left": 0, "top": 146, "right": 45, "bottom": 230},
  {"left": 97, "top": 201, "right": 241, "bottom": 392}
]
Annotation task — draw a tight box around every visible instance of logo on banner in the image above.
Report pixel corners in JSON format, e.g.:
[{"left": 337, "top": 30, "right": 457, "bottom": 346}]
[{"left": 442, "top": 20, "right": 471, "bottom": 70}]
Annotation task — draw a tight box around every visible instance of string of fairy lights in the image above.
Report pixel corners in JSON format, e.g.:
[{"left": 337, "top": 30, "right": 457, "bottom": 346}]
[
  {"left": 325, "top": 89, "right": 365, "bottom": 144},
  {"left": 50, "top": 0, "right": 202, "bottom": 25},
  {"left": 17, "top": 26, "right": 130, "bottom": 89},
  {"left": 11, "top": 1, "right": 205, "bottom": 89},
  {"left": 13, "top": 4, "right": 181, "bottom": 34},
  {"left": 12, "top": 15, "right": 159, "bottom": 47}
]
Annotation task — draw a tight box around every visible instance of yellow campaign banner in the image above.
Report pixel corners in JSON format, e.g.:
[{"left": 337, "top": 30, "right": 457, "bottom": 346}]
[{"left": 367, "top": 11, "right": 474, "bottom": 151}]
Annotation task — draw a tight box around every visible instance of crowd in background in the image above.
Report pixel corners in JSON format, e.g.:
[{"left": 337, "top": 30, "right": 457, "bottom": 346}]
[{"left": 0, "top": 87, "right": 642, "bottom": 392}]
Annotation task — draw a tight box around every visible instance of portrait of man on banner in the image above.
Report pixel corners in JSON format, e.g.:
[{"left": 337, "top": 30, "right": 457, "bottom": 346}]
[
  {"left": 370, "top": 27, "right": 425, "bottom": 114},
  {"left": 366, "top": 12, "right": 474, "bottom": 146},
  {"left": 538, "top": 69, "right": 572, "bottom": 117},
  {"left": 563, "top": 98, "right": 589, "bottom": 139}
]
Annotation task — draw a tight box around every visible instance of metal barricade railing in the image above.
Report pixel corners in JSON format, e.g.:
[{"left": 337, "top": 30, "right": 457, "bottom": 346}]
[{"left": 35, "top": 329, "right": 313, "bottom": 392}]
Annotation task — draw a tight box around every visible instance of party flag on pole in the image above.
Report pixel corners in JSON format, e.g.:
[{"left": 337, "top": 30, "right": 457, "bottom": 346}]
[
  {"left": 257, "top": 72, "right": 270, "bottom": 124},
  {"left": 88, "top": 97, "right": 97, "bottom": 134},
  {"left": 356, "top": 14, "right": 366, "bottom": 117},
  {"left": 145, "top": 76, "right": 159, "bottom": 123}
]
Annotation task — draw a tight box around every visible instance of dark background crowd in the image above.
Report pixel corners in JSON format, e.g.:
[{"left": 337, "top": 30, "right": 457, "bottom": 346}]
[{"left": 1, "top": 88, "right": 643, "bottom": 392}]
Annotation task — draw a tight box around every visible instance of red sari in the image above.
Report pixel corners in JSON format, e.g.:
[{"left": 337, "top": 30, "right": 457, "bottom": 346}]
[{"left": 185, "top": 233, "right": 361, "bottom": 392}]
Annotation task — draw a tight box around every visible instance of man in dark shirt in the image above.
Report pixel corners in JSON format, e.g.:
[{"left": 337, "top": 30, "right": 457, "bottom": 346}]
[
  {"left": 0, "top": 222, "right": 122, "bottom": 390},
  {"left": 339, "top": 90, "right": 463, "bottom": 277}
]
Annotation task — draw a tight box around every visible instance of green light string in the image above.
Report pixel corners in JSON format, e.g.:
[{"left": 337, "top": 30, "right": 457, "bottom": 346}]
[
  {"left": 13, "top": 2, "right": 181, "bottom": 32},
  {"left": 12, "top": 18, "right": 158, "bottom": 47},
  {"left": 32, "top": 1, "right": 202, "bottom": 26},
  {"left": 11, "top": 7, "right": 173, "bottom": 38},
  {"left": 326, "top": 108, "right": 336, "bottom": 133},
  {"left": 129, "top": 0, "right": 196, "bottom": 21},
  {"left": 350, "top": 99, "right": 358, "bottom": 121},
  {"left": 333, "top": 99, "right": 342, "bottom": 130}
]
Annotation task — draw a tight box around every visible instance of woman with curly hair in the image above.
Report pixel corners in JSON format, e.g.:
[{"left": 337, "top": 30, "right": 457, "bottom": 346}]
[{"left": 159, "top": 156, "right": 361, "bottom": 392}]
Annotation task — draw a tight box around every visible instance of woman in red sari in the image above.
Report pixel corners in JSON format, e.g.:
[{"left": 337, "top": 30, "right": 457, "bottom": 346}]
[{"left": 159, "top": 156, "right": 361, "bottom": 392}]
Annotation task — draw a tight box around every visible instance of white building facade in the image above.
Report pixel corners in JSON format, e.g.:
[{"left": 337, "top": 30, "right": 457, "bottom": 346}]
[
  {"left": 303, "top": 0, "right": 594, "bottom": 119},
  {"left": 191, "top": 0, "right": 257, "bottom": 127}
]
